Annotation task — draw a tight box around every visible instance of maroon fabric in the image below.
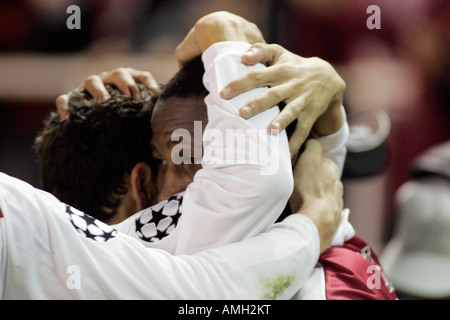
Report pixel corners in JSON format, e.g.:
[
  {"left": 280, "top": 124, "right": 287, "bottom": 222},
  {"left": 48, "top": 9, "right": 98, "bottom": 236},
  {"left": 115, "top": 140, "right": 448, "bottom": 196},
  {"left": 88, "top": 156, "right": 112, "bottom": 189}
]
[{"left": 319, "top": 235, "right": 398, "bottom": 300}]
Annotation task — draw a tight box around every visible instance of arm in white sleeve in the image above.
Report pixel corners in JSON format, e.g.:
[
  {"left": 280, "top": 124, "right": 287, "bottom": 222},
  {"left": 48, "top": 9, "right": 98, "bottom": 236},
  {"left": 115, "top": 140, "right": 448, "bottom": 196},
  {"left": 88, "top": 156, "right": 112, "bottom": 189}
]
[
  {"left": 0, "top": 172, "right": 319, "bottom": 299},
  {"left": 172, "top": 41, "right": 294, "bottom": 255}
]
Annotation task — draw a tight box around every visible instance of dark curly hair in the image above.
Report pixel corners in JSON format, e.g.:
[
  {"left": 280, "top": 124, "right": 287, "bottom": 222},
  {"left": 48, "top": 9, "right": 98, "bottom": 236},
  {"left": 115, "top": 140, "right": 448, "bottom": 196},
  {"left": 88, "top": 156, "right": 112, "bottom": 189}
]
[
  {"left": 34, "top": 84, "right": 158, "bottom": 223},
  {"left": 159, "top": 56, "right": 208, "bottom": 101}
]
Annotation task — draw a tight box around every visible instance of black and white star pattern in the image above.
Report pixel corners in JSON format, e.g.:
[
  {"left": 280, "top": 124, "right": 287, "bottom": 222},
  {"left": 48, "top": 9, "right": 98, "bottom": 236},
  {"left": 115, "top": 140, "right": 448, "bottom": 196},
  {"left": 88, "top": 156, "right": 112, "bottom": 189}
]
[
  {"left": 135, "top": 193, "right": 183, "bottom": 243},
  {"left": 66, "top": 205, "right": 117, "bottom": 242}
]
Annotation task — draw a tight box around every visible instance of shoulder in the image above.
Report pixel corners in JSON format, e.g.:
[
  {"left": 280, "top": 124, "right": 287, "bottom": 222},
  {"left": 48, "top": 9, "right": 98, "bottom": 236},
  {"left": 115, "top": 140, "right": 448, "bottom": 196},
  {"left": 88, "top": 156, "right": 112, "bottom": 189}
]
[
  {"left": 134, "top": 193, "right": 184, "bottom": 243},
  {"left": 319, "top": 235, "right": 398, "bottom": 300}
]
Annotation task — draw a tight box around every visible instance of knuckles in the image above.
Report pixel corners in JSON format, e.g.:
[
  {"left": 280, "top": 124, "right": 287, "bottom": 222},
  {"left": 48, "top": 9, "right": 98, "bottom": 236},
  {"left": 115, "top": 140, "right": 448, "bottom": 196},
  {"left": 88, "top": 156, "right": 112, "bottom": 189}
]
[
  {"left": 109, "top": 68, "right": 128, "bottom": 77},
  {"left": 245, "top": 69, "right": 265, "bottom": 83},
  {"left": 84, "top": 74, "right": 101, "bottom": 84}
]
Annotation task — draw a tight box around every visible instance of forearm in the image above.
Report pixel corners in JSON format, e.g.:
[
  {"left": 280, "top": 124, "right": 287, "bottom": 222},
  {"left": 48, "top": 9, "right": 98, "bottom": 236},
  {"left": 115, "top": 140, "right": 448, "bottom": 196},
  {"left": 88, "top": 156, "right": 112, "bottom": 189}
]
[
  {"left": 183, "top": 214, "right": 320, "bottom": 299},
  {"left": 313, "top": 93, "right": 344, "bottom": 136},
  {"left": 0, "top": 172, "right": 318, "bottom": 299},
  {"left": 313, "top": 105, "right": 349, "bottom": 175}
]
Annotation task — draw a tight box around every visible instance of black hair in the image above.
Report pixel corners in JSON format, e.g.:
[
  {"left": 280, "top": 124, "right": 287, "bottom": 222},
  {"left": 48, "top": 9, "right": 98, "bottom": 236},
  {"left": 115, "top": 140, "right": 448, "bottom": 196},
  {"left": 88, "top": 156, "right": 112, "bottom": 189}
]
[
  {"left": 34, "top": 85, "right": 158, "bottom": 222},
  {"left": 159, "top": 56, "right": 208, "bottom": 101}
]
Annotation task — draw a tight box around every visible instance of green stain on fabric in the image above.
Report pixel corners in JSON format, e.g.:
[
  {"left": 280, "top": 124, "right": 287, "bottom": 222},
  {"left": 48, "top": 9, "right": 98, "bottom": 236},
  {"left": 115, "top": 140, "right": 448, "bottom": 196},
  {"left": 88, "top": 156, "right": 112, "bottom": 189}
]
[{"left": 260, "top": 274, "right": 295, "bottom": 299}]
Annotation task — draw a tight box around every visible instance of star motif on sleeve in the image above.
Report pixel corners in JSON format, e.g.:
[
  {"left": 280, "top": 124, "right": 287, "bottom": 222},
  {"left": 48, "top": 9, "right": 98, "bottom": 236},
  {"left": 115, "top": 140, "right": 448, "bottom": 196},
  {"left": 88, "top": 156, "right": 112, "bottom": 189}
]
[
  {"left": 65, "top": 205, "right": 117, "bottom": 242},
  {"left": 135, "top": 193, "right": 183, "bottom": 243}
]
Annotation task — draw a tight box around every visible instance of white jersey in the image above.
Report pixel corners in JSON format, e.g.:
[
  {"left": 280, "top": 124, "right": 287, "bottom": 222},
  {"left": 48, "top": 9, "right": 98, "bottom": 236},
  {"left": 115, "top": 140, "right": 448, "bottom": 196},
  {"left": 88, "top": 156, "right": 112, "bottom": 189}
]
[{"left": 0, "top": 172, "right": 319, "bottom": 299}]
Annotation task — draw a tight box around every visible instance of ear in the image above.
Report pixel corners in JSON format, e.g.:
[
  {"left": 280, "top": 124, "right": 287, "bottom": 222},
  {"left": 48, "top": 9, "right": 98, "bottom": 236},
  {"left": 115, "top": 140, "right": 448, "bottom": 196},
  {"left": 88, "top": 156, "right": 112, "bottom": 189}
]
[{"left": 129, "top": 162, "right": 154, "bottom": 211}]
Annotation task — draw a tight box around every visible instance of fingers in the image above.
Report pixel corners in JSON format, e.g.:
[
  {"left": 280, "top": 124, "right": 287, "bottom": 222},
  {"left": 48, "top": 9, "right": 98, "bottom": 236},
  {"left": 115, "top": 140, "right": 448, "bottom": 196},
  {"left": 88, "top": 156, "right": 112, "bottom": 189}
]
[
  {"left": 80, "top": 67, "right": 160, "bottom": 102},
  {"left": 238, "top": 80, "right": 292, "bottom": 119},
  {"left": 128, "top": 69, "right": 161, "bottom": 95},
  {"left": 56, "top": 94, "right": 69, "bottom": 120},
  {"left": 220, "top": 43, "right": 289, "bottom": 97},
  {"left": 240, "top": 43, "right": 285, "bottom": 66},
  {"left": 299, "top": 139, "right": 323, "bottom": 164},
  {"left": 56, "top": 68, "right": 160, "bottom": 120},
  {"left": 221, "top": 67, "right": 271, "bottom": 101},
  {"left": 220, "top": 44, "right": 286, "bottom": 100},
  {"left": 223, "top": 63, "right": 301, "bottom": 124},
  {"left": 223, "top": 64, "right": 320, "bottom": 156},
  {"left": 221, "top": 43, "right": 311, "bottom": 137},
  {"left": 80, "top": 75, "right": 111, "bottom": 102},
  {"left": 288, "top": 119, "right": 315, "bottom": 159},
  {"left": 298, "top": 139, "right": 343, "bottom": 178},
  {"left": 284, "top": 101, "right": 320, "bottom": 156},
  {"left": 100, "top": 68, "right": 140, "bottom": 98},
  {"left": 294, "top": 138, "right": 341, "bottom": 190}
]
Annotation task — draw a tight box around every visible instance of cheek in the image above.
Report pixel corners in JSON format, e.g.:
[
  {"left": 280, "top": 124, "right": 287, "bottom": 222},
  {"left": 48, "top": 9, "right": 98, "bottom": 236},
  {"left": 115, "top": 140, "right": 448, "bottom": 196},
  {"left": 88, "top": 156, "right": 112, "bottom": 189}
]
[
  {"left": 156, "top": 167, "right": 166, "bottom": 193},
  {"left": 156, "top": 163, "right": 196, "bottom": 201}
]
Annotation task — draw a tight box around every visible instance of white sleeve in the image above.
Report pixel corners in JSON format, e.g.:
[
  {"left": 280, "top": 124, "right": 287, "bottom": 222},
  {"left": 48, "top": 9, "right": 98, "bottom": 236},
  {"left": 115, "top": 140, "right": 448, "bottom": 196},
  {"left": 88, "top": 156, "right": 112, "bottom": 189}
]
[
  {"left": 171, "top": 41, "right": 295, "bottom": 255},
  {"left": 0, "top": 172, "right": 319, "bottom": 299}
]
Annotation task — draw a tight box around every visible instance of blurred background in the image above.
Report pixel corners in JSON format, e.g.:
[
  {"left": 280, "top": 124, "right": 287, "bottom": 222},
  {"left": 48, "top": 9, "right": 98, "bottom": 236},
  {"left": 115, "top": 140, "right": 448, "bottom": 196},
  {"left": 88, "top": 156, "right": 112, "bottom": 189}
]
[{"left": 0, "top": 0, "right": 449, "bottom": 298}]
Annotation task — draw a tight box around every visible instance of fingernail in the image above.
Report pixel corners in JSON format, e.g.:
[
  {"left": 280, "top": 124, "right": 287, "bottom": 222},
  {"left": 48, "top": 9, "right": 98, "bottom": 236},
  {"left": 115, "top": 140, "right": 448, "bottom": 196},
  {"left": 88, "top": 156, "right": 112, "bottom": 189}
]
[
  {"left": 243, "top": 47, "right": 260, "bottom": 60},
  {"left": 220, "top": 87, "right": 231, "bottom": 98},
  {"left": 97, "top": 94, "right": 109, "bottom": 102},
  {"left": 244, "top": 48, "right": 255, "bottom": 57},
  {"left": 240, "top": 106, "right": 252, "bottom": 118},
  {"left": 270, "top": 122, "right": 281, "bottom": 135}
]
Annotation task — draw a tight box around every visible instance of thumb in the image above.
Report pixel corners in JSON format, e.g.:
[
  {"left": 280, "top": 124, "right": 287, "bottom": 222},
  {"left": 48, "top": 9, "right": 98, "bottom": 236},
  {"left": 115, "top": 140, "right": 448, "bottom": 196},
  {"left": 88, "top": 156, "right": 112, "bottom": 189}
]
[{"left": 299, "top": 139, "right": 323, "bottom": 164}]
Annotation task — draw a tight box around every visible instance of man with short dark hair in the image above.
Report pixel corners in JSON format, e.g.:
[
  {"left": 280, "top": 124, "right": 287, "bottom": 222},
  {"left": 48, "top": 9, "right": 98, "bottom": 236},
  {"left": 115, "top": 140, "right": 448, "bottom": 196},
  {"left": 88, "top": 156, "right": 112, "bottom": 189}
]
[{"left": 34, "top": 85, "right": 158, "bottom": 224}]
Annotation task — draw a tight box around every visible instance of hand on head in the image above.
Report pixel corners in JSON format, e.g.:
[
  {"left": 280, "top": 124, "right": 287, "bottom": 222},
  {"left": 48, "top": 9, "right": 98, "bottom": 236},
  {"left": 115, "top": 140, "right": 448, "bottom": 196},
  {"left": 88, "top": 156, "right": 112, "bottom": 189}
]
[
  {"left": 175, "top": 11, "right": 265, "bottom": 68},
  {"left": 56, "top": 68, "right": 161, "bottom": 120},
  {"left": 56, "top": 11, "right": 346, "bottom": 163},
  {"left": 175, "top": 12, "right": 346, "bottom": 159},
  {"left": 220, "top": 43, "right": 346, "bottom": 159}
]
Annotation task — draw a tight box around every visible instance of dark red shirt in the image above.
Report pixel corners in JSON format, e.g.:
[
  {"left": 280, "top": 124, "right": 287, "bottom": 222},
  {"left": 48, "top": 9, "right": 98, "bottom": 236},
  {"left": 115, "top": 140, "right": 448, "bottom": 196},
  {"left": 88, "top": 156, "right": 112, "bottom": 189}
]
[{"left": 319, "top": 234, "right": 398, "bottom": 300}]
